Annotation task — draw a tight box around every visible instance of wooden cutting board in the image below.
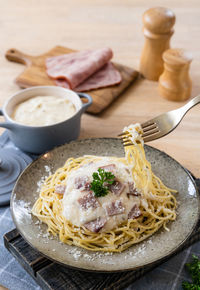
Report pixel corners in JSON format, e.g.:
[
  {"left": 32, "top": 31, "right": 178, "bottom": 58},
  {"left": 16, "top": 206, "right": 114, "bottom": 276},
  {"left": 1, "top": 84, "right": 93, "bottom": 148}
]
[{"left": 5, "top": 46, "right": 138, "bottom": 114}]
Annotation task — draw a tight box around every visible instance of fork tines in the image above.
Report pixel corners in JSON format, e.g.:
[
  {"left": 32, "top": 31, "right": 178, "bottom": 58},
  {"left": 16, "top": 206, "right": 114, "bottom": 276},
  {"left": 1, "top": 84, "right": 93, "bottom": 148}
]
[
  {"left": 118, "top": 131, "right": 129, "bottom": 137},
  {"left": 118, "top": 132, "right": 133, "bottom": 147},
  {"left": 119, "top": 121, "right": 160, "bottom": 146}
]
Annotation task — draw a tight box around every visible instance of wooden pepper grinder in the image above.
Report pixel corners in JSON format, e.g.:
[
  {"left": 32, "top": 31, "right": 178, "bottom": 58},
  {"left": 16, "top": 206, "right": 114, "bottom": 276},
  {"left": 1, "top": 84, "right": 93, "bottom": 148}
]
[
  {"left": 140, "top": 7, "right": 176, "bottom": 81},
  {"left": 159, "top": 49, "right": 193, "bottom": 101}
]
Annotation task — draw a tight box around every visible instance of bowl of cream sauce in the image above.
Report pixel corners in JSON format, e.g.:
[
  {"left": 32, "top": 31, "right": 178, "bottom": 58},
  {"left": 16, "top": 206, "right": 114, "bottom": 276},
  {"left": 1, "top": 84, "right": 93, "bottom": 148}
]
[{"left": 0, "top": 86, "right": 92, "bottom": 153}]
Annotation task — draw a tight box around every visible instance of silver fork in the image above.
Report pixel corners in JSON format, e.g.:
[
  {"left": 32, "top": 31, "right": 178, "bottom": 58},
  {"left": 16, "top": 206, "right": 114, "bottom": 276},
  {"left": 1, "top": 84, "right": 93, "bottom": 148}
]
[{"left": 119, "top": 95, "right": 200, "bottom": 146}]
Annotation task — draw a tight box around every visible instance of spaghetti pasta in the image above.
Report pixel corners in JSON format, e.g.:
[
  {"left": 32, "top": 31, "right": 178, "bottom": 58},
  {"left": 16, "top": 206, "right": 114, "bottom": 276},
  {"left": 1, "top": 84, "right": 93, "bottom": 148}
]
[{"left": 32, "top": 124, "right": 177, "bottom": 252}]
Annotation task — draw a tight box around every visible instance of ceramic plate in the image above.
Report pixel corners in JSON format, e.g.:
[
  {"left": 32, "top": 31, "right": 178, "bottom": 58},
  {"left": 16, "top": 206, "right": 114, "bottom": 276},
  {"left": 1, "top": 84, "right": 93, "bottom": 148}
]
[{"left": 11, "top": 138, "right": 200, "bottom": 272}]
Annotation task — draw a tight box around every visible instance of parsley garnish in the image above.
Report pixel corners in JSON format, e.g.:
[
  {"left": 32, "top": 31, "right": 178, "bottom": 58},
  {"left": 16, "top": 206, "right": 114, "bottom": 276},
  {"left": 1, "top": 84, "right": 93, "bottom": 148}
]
[
  {"left": 90, "top": 168, "right": 115, "bottom": 197},
  {"left": 182, "top": 255, "right": 200, "bottom": 289}
]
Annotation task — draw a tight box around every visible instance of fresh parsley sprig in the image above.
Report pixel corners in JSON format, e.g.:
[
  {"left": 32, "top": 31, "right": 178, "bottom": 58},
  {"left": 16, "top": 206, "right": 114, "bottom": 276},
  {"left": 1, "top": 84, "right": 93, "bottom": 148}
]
[
  {"left": 90, "top": 168, "right": 115, "bottom": 197},
  {"left": 182, "top": 255, "right": 200, "bottom": 290}
]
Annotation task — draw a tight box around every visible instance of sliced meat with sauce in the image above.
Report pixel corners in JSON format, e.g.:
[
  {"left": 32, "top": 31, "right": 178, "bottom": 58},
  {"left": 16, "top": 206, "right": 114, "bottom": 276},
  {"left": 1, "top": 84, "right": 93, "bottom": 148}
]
[
  {"left": 74, "top": 176, "right": 89, "bottom": 190},
  {"left": 127, "top": 182, "right": 140, "bottom": 197},
  {"left": 128, "top": 182, "right": 135, "bottom": 193},
  {"left": 128, "top": 204, "right": 141, "bottom": 219},
  {"left": 84, "top": 217, "right": 107, "bottom": 233},
  {"left": 78, "top": 192, "right": 99, "bottom": 210},
  {"left": 83, "top": 182, "right": 91, "bottom": 191},
  {"left": 46, "top": 48, "right": 113, "bottom": 89},
  {"left": 109, "top": 180, "right": 125, "bottom": 196},
  {"left": 99, "top": 164, "right": 116, "bottom": 173},
  {"left": 125, "top": 168, "right": 130, "bottom": 174},
  {"left": 106, "top": 200, "right": 125, "bottom": 216},
  {"left": 54, "top": 185, "right": 66, "bottom": 195}
]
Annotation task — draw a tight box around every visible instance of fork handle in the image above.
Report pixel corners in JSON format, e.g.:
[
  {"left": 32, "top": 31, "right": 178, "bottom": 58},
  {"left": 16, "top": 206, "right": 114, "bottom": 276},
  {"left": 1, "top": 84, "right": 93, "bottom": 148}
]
[{"left": 179, "top": 95, "right": 200, "bottom": 116}]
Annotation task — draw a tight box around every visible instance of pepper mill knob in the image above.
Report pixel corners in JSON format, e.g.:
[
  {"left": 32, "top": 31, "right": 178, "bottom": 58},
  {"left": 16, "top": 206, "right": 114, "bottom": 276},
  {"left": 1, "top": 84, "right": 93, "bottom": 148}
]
[
  {"left": 140, "top": 7, "right": 176, "bottom": 81},
  {"left": 143, "top": 7, "right": 175, "bottom": 35},
  {"left": 159, "top": 48, "right": 193, "bottom": 101}
]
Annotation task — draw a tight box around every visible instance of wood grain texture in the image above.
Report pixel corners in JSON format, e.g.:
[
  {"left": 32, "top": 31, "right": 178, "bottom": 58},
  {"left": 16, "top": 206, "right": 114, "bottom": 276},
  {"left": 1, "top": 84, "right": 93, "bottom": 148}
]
[
  {"left": 3, "top": 229, "right": 147, "bottom": 290},
  {"left": 5, "top": 46, "right": 138, "bottom": 114},
  {"left": 140, "top": 7, "right": 175, "bottom": 80},
  {"left": 0, "top": 0, "right": 199, "bottom": 177},
  {"left": 159, "top": 48, "right": 192, "bottom": 101},
  {"left": 3, "top": 209, "right": 200, "bottom": 290}
]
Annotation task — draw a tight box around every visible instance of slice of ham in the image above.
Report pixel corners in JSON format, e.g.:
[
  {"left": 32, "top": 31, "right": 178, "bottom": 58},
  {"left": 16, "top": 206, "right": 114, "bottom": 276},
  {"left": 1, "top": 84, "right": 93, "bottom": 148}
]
[
  {"left": 128, "top": 204, "right": 141, "bottom": 219},
  {"left": 54, "top": 185, "right": 66, "bottom": 195},
  {"left": 78, "top": 192, "right": 99, "bottom": 210},
  {"left": 46, "top": 47, "right": 113, "bottom": 89},
  {"left": 54, "top": 79, "right": 70, "bottom": 89},
  {"left": 84, "top": 217, "right": 107, "bottom": 233},
  {"left": 54, "top": 62, "right": 121, "bottom": 92},
  {"left": 99, "top": 164, "right": 116, "bottom": 173},
  {"left": 127, "top": 182, "right": 140, "bottom": 197},
  {"left": 74, "top": 176, "right": 89, "bottom": 190},
  {"left": 83, "top": 182, "right": 91, "bottom": 191},
  {"left": 109, "top": 180, "right": 125, "bottom": 196},
  {"left": 106, "top": 200, "right": 125, "bottom": 216},
  {"left": 128, "top": 182, "right": 135, "bottom": 193},
  {"left": 75, "top": 62, "right": 121, "bottom": 91}
]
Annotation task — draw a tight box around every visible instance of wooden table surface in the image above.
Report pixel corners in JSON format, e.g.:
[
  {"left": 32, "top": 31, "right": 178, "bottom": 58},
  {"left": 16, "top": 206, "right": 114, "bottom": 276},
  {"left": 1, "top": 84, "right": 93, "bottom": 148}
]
[{"left": 0, "top": 0, "right": 199, "bottom": 182}]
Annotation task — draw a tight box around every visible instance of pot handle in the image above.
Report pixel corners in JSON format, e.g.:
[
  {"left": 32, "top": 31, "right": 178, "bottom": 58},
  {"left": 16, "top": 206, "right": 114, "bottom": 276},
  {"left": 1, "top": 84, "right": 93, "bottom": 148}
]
[
  {"left": 78, "top": 93, "right": 93, "bottom": 112},
  {"left": 0, "top": 108, "right": 15, "bottom": 130}
]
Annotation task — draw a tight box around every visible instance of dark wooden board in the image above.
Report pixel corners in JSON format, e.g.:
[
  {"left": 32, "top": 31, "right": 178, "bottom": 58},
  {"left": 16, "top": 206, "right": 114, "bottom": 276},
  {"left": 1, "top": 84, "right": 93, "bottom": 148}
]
[
  {"left": 5, "top": 46, "right": 139, "bottom": 114},
  {"left": 3, "top": 229, "right": 150, "bottom": 290},
  {"left": 4, "top": 216, "right": 200, "bottom": 290}
]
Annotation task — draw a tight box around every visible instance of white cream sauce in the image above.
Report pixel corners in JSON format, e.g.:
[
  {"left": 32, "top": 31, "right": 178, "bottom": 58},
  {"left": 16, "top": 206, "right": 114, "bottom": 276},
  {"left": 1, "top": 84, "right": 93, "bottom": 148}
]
[
  {"left": 62, "top": 157, "right": 141, "bottom": 232},
  {"left": 12, "top": 96, "right": 76, "bottom": 126},
  {"left": 123, "top": 123, "right": 144, "bottom": 145}
]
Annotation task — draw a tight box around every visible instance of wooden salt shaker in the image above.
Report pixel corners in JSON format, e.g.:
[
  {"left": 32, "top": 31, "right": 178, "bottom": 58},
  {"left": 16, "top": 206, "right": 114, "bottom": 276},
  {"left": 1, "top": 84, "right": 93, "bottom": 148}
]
[
  {"left": 140, "top": 7, "right": 176, "bottom": 81},
  {"left": 159, "top": 49, "right": 192, "bottom": 101}
]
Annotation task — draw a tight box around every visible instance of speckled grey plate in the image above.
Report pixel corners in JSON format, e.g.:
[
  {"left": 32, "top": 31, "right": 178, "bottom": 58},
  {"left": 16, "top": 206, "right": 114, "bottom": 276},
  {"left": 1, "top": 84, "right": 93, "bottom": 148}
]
[{"left": 11, "top": 138, "right": 200, "bottom": 272}]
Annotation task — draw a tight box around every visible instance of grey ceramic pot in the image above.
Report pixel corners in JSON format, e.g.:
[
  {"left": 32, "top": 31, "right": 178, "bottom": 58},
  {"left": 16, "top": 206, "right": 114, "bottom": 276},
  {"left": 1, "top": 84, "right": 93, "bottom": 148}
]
[{"left": 0, "top": 86, "right": 92, "bottom": 154}]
